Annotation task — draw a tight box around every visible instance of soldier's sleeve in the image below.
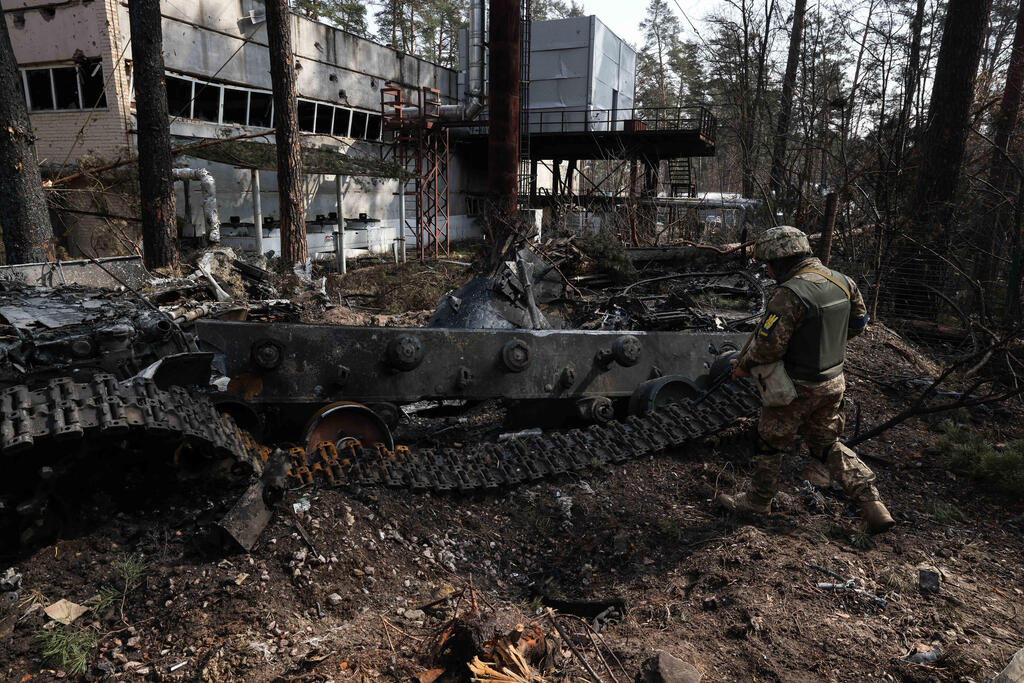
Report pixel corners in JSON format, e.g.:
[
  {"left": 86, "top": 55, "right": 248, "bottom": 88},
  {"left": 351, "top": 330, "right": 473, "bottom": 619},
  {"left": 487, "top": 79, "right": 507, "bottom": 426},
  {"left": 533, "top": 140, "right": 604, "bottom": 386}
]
[
  {"left": 847, "top": 278, "right": 868, "bottom": 338},
  {"left": 737, "top": 287, "right": 805, "bottom": 371}
]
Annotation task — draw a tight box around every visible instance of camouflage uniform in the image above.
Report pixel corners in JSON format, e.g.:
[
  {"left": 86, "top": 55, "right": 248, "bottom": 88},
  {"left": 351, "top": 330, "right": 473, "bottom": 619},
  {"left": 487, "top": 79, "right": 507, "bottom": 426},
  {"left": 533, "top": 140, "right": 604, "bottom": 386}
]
[{"left": 735, "top": 253, "right": 880, "bottom": 508}]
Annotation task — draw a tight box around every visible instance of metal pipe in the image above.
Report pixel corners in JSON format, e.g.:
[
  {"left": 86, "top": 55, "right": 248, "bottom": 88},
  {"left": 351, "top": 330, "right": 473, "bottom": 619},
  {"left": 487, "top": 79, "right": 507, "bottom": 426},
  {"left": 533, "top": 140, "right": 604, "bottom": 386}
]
[
  {"left": 182, "top": 179, "right": 192, "bottom": 237},
  {"left": 439, "top": 0, "right": 485, "bottom": 121},
  {"left": 335, "top": 174, "right": 346, "bottom": 274},
  {"left": 172, "top": 168, "right": 220, "bottom": 242},
  {"left": 251, "top": 169, "right": 264, "bottom": 257},
  {"left": 398, "top": 178, "right": 407, "bottom": 258}
]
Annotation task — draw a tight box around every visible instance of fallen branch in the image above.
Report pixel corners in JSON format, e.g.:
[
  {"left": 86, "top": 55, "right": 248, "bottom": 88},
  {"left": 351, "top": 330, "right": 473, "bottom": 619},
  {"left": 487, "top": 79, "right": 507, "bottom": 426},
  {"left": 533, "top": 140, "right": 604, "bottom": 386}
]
[{"left": 546, "top": 609, "right": 603, "bottom": 683}]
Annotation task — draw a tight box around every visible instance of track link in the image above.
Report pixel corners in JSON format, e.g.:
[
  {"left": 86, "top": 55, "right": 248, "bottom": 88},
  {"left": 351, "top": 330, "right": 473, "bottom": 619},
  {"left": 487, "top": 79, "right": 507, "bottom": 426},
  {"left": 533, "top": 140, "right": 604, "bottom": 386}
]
[
  {"left": 287, "top": 381, "right": 761, "bottom": 491},
  {"left": 0, "top": 375, "right": 264, "bottom": 470}
]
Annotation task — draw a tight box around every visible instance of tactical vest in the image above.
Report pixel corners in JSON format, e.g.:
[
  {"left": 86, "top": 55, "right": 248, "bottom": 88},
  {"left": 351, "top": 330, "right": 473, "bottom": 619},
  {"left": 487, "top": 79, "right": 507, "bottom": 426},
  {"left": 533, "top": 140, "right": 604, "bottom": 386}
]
[{"left": 780, "top": 268, "right": 852, "bottom": 382}]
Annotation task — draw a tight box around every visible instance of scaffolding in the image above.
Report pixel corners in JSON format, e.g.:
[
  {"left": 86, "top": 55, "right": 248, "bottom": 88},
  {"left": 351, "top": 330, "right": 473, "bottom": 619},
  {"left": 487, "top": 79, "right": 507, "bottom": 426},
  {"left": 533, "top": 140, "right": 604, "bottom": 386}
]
[{"left": 381, "top": 84, "right": 451, "bottom": 259}]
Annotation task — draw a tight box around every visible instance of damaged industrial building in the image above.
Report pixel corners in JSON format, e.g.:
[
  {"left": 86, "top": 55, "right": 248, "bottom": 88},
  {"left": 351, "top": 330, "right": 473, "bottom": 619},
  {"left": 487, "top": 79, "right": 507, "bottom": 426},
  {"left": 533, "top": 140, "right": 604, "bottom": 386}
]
[{"left": 2, "top": 0, "right": 1024, "bottom": 681}]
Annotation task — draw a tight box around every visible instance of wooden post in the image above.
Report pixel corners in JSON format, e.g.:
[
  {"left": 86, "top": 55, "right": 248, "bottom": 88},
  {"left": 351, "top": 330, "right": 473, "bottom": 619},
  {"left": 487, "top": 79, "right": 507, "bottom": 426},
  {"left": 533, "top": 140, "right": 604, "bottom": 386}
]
[
  {"left": 251, "top": 169, "right": 264, "bottom": 257},
  {"left": 128, "top": 0, "right": 178, "bottom": 270},
  {"left": 266, "top": 0, "right": 307, "bottom": 269}
]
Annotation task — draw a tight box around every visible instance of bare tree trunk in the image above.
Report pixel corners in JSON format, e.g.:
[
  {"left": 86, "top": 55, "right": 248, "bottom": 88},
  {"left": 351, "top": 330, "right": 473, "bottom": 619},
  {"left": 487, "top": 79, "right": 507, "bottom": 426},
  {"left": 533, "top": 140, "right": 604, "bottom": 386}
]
[
  {"left": 0, "top": 12, "right": 55, "bottom": 264},
  {"left": 768, "top": 0, "right": 807, "bottom": 212},
  {"left": 980, "top": 0, "right": 1024, "bottom": 285},
  {"left": 895, "top": 0, "right": 992, "bottom": 317},
  {"left": 128, "top": 0, "right": 178, "bottom": 270},
  {"left": 266, "top": 0, "right": 308, "bottom": 268}
]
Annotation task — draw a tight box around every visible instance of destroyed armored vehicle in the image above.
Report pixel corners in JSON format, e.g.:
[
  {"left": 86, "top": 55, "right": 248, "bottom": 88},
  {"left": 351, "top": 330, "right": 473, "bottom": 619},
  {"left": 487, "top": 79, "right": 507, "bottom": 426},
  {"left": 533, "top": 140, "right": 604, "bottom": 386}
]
[
  {"left": 0, "top": 282, "right": 259, "bottom": 547},
  {"left": 0, "top": 257, "right": 764, "bottom": 551}
]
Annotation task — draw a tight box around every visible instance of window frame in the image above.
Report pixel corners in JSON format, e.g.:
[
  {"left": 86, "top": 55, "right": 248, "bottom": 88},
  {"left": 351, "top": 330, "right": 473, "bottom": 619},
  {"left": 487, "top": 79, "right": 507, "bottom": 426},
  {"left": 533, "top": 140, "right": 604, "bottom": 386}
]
[
  {"left": 20, "top": 61, "right": 108, "bottom": 112},
  {"left": 162, "top": 70, "right": 381, "bottom": 141}
]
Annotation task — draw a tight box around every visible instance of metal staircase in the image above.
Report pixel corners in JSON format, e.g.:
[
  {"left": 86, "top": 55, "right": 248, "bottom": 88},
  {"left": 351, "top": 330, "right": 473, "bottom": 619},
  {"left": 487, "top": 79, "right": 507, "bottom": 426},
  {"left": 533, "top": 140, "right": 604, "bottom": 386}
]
[{"left": 668, "top": 157, "right": 696, "bottom": 198}]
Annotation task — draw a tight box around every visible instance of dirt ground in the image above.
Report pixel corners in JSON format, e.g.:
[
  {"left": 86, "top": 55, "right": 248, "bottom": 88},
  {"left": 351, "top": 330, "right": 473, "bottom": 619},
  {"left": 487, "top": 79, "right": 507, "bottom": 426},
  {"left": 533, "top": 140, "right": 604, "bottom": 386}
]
[{"left": 1, "top": 324, "right": 1023, "bottom": 682}]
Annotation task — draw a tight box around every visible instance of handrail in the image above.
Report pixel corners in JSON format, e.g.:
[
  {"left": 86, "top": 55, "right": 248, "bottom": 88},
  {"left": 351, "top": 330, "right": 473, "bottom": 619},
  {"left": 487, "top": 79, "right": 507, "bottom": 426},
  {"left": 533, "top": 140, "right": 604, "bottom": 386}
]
[{"left": 521, "top": 106, "right": 715, "bottom": 139}]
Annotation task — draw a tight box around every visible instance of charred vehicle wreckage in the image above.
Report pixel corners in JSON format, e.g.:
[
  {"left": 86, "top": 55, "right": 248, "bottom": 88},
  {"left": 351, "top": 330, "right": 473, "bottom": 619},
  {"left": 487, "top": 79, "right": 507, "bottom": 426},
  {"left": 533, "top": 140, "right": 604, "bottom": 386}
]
[{"left": 0, "top": 251, "right": 767, "bottom": 551}]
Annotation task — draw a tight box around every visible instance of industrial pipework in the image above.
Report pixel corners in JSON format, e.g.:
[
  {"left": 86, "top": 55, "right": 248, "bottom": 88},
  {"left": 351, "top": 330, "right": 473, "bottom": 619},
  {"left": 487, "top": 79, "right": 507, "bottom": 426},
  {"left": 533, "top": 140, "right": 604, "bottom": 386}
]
[
  {"left": 173, "top": 168, "right": 221, "bottom": 242},
  {"left": 440, "top": 0, "right": 485, "bottom": 121}
]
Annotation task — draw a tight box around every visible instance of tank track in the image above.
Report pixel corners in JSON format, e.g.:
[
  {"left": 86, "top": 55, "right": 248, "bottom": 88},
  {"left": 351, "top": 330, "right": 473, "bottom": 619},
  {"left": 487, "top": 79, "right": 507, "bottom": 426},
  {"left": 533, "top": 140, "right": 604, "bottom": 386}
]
[
  {"left": 288, "top": 381, "right": 761, "bottom": 491},
  {"left": 1, "top": 374, "right": 759, "bottom": 500},
  {"left": 0, "top": 375, "right": 264, "bottom": 470}
]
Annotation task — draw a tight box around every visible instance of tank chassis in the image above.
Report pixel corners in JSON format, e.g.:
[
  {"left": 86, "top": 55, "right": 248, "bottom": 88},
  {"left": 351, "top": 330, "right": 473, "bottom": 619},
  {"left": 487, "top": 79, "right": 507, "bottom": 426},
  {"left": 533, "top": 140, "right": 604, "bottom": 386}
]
[{"left": 195, "top": 319, "right": 749, "bottom": 438}]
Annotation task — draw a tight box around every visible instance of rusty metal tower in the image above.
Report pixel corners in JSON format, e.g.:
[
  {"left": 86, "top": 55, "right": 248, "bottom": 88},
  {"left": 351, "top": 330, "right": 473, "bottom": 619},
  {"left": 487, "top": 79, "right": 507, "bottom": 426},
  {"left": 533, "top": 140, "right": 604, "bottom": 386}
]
[{"left": 382, "top": 84, "right": 451, "bottom": 259}]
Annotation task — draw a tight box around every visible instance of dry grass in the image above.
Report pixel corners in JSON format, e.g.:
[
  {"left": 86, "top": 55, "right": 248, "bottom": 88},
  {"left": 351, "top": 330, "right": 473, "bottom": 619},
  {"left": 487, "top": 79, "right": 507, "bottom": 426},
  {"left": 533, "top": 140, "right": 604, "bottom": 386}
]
[{"left": 328, "top": 260, "right": 473, "bottom": 313}]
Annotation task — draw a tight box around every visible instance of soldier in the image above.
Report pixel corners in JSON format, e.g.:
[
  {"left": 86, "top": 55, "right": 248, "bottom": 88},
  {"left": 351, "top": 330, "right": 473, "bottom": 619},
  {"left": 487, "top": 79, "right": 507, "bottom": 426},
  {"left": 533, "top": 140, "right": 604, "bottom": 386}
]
[{"left": 717, "top": 226, "right": 895, "bottom": 533}]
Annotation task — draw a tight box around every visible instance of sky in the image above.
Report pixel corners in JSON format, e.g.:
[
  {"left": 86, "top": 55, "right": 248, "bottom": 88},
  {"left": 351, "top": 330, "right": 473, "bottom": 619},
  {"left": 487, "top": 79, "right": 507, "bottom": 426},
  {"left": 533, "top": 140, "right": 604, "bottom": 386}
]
[{"left": 559, "top": 0, "right": 712, "bottom": 47}]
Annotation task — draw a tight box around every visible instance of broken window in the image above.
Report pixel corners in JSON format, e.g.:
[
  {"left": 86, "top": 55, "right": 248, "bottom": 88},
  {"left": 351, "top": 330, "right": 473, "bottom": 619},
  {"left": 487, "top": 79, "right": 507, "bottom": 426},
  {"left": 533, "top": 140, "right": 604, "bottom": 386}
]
[
  {"left": 52, "top": 67, "right": 80, "bottom": 109},
  {"left": 366, "top": 114, "right": 382, "bottom": 141},
  {"left": 166, "top": 76, "right": 193, "bottom": 118},
  {"left": 192, "top": 82, "right": 221, "bottom": 122},
  {"left": 350, "top": 110, "right": 368, "bottom": 139},
  {"left": 315, "top": 103, "right": 333, "bottom": 134},
  {"left": 333, "top": 107, "right": 350, "bottom": 136},
  {"left": 297, "top": 99, "right": 316, "bottom": 132},
  {"left": 25, "top": 69, "right": 54, "bottom": 111},
  {"left": 249, "top": 91, "right": 272, "bottom": 127},
  {"left": 77, "top": 58, "right": 107, "bottom": 108},
  {"left": 222, "top": 87, "right": 248, "bottom": 125}
]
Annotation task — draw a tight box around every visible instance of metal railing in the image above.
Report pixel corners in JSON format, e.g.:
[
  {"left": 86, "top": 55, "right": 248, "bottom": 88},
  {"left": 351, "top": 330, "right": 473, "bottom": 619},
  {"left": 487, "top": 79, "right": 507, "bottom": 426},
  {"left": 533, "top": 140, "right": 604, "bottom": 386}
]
[{"left": 523, "top": 106, "right": 716, "bottom": 141}]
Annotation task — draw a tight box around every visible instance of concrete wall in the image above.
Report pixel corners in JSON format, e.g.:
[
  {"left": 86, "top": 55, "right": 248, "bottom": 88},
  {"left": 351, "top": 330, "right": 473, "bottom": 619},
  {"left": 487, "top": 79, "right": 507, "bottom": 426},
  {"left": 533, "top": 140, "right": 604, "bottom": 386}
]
[
  {"left": 114, "top": 1, "right": 458, "bottom": 109},
  {"left": 2, "top": 0, "right": 133, "bottom": 162},
  {"left": 133, "top": 1, "right": 473, "bottom": 253}
]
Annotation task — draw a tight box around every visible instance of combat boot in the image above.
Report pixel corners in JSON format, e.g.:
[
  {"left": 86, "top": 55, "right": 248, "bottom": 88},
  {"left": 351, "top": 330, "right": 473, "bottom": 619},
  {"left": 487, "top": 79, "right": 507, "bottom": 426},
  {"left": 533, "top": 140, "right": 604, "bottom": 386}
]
[
  {"left": 716, "top": 492, "right": 772, "bottom": 515},
  {"left": 860, "top": 500, "right": 895, "bottom": 534}
]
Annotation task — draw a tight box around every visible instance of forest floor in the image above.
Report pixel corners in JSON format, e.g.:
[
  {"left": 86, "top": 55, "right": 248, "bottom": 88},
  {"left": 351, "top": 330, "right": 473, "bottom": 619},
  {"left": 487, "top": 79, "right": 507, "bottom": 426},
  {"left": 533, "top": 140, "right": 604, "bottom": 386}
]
[{"left": 1, "top": 266, "right": 1023, "bottom": 682}]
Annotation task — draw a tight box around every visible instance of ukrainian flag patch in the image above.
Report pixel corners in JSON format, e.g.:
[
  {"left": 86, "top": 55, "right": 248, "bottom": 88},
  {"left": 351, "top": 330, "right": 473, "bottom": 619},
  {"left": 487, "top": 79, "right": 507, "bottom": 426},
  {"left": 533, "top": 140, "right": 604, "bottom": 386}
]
[{"left": 759, "top": 312, "right": 780, "bottom": 337}]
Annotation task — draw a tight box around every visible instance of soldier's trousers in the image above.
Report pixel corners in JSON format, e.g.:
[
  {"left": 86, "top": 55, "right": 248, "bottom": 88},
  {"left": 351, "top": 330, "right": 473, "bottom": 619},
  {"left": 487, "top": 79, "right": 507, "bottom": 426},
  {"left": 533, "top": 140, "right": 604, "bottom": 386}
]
[{"left": 749, "top": 373, "right": 880, "bottom": 505}]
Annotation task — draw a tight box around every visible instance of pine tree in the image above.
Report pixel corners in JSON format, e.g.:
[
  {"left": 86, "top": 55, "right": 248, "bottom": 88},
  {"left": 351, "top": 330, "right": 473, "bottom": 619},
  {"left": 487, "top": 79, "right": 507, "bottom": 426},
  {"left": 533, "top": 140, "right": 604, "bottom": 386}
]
[
  {"left": 294, "top": 1, "right": 369, "bottom": 36},
  {"left": 636, "top": 0, "right": 685, "bottom": 109},
  {"left": 532, "top": 0, "right": 585, "bottom": 21}
]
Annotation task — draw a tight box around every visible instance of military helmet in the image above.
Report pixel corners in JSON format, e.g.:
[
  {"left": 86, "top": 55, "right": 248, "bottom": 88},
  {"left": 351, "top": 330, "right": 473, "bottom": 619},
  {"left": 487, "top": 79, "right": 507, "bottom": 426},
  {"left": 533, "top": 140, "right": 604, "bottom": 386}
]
[{"left": 753, "top": 225, "right": 812, "bottom": 262}]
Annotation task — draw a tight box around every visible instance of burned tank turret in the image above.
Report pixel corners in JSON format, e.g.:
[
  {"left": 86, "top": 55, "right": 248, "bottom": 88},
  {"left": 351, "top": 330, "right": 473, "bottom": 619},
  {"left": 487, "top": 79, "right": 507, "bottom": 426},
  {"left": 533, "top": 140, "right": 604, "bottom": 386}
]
[
  {"left": 0, "top": 282, "right": 260, "bottom": 547},
  {"left": 0, "top": 282, "right": 196, "bottom": 388}
]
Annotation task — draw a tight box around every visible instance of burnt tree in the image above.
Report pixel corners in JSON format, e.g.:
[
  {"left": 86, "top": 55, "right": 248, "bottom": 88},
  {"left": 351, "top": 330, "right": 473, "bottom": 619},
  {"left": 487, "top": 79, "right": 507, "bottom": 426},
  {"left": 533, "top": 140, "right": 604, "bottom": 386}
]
[
  {"left": 128, "top": 0, "right": 178, "bottom": 270},
  {"left": 997, "top": 1, "right": 1024, "bottom": 316},
  {"left": 894, "top": 0, "right": 992, "bottom": 317},
  {"left": 266, "top": 0, "right": 308, "bottom": 267},
  {"left": 767, "top": 0, "right": 807, "bottom": 210},
  {"left": 0, "top": 13, "right": 54, "bottom": 264}
]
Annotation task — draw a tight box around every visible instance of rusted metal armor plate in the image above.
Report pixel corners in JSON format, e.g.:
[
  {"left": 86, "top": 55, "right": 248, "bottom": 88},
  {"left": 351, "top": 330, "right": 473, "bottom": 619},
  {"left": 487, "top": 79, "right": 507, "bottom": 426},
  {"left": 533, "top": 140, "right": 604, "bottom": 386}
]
[{"left": 195, "top": 320, "right": 748, "bottom": 405}]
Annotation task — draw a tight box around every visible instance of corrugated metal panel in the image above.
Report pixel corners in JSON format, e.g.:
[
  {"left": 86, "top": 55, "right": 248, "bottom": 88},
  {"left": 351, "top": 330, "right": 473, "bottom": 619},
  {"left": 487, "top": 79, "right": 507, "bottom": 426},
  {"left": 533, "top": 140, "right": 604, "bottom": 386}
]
[{"left": 526, "top": 15, "right": 636, "bottom": 133}]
